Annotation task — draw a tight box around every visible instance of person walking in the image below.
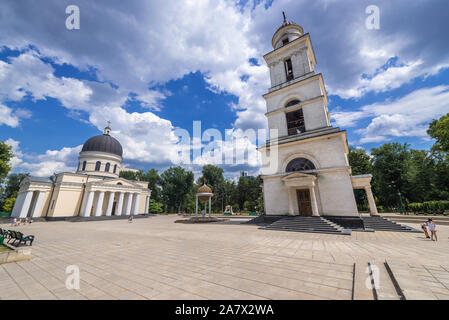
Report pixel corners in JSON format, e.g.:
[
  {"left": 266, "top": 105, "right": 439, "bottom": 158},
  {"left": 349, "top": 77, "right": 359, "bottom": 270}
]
[
  {"left": 427, "top": 218, "right": 437, "bottom": 241},
  {"left": 421, "top": 222, "right": 430, "bottom": 239}
]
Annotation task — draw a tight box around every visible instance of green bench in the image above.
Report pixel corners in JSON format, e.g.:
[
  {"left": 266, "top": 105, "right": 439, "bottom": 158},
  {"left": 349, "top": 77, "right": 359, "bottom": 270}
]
[{"left": 7, "top": 230, "right": 35, "bottom": 246}]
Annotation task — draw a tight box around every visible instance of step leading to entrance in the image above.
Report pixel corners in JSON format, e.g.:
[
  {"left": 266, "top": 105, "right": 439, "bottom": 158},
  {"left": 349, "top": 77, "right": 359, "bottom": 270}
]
[
  {"left": 361, "top": 216, "right": 421, "bottom": 233},
  {"left": 260, "top": 216, "right": 351, "bottom": 235}
]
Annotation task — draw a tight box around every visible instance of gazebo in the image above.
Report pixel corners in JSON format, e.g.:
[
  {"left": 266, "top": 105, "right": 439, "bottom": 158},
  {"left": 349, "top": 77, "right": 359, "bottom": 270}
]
[{"left": 195, "top": 182, "right": 213, "bottom": 217}]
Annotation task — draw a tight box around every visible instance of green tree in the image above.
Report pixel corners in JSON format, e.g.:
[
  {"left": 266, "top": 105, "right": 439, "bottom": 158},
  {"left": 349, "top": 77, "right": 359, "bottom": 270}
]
[
  {"left": 3, "top": 173, "right": 29, "bottom": 199},
  {"left": 370, "top": 143, "right": 412, "bottom": 208},
  {"left": 140, "top": 169, "right": 163, "bottom": 202},
  {"left": 2, "top": 197, "right": 16, "bottom": 212},
  {"left": 119, "top": 170, "right": 141, "bottom": 181},
  {"left": 428, "top": 113, "right": 449, "bottom": 153},
  {"left": 161, "top": 166, "right": 194, "bottom": 213},
  {"left": 148, "top": 199, "right": 163, "bottom": 214},
  {"left": 0, "top": 141, "right": 14, "bottom": 185},
  {"left": 348, "top": 146, "right": 372, "bottom": 175}
]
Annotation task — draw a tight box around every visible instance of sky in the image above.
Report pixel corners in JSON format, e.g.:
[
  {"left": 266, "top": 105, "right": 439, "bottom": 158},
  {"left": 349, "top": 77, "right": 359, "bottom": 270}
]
[{"left": 0, "top": 0, "right": 448, "bottom": 179}]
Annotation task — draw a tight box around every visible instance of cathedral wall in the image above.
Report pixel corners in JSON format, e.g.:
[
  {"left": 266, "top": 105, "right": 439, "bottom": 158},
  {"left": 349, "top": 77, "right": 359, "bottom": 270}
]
[
  {"left": 276, "top": 134, "right": 349, "bottom": 174},
  {"left": 262, "top": 177, "right": 291, "bottom": 215},
  {"left": 50, "top": 187, "right": 83, "bottom": 217},
  {"left": 316, "top": 171, "right": 359, "bottom": 216}
]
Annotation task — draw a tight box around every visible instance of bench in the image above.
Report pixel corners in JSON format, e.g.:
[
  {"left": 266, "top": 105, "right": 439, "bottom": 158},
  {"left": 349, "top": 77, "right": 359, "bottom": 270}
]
[
  {"left": 0, "top": 228, "right": 10, "bottom": 238},
  {"left": 7, "top": 230, "right": 35, "bottom": 246}
]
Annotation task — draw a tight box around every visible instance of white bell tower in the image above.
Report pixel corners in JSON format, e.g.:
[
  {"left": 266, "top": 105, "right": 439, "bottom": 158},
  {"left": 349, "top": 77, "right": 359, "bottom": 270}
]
[{"left": 258, "top": 13, "right": 374, "bottom": 219}]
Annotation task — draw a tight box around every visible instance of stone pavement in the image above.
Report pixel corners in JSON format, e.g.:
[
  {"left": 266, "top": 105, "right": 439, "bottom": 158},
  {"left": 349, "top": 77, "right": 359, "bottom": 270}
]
[{"left": 1, "top": 216, "right": 448, "bottom": 300}]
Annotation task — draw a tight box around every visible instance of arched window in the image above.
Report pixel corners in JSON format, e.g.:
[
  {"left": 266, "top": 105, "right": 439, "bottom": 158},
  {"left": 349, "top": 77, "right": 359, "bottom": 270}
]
[
  {"left": 105, "top": 163, "right": 110, "bottom": 172},
  {"left": 113, "top": 164, "right": 117, "bottom": 174},
  {"left": 82, "top": 161, "right": 87, "bottom": 171},
  {"left": 286, "top": 158, "right": 316, "bottom": 172},
  {"left": 285, "top": 99, "right": 300, "bottom": 108},
  {"left": 95, "top": 161, "right": 101, "bottom": 171}
]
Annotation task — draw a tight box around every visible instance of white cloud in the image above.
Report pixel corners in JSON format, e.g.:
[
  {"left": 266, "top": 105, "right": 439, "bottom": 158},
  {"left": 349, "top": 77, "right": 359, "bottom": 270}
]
[{"left": 332, "top": 85, "right": 449, "bottom": 143}]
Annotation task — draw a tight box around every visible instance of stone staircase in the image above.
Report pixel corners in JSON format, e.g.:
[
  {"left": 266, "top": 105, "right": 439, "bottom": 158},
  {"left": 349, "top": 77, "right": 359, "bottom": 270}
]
[
  {"left": 261, "top": 216, "right": 351, "bottom": 235},
  {"left": 361, "top": 216, "right": 420, "bottom": 232}
]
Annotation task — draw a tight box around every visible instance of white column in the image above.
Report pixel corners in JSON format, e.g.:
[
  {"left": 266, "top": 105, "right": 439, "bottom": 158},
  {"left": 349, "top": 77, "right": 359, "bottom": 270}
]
[
  {"left": 94, "top": 191, "right": 105, "bottom": 216},
  {"left": 310, "top": 186, "right": 319, "bottom": 216},
  {"left": 145, "top": 195, "right": 150, "bottom": 214},
  {"left": 365, "top": 186, "right": 379, "bottom": 216},
  {"left": 132, "top": 193, "right": 141, "bottom": 215},
  {"left": 11, "top": 192, "right": 26, "bottom": 218},
  {"left": 209, "top": 197, "right": 211, "bottom": 218},
  {"left": 105, "top": 191, "right": 115, "bottom": 216},
  {"left": 287, "top": 187, "right": 295, "bottom": 215},
  {"left": 31, "top": 191, "right": 46, "bottom": 218},
  {"left": 19, "top": 191, "right": 34, "bottom": 218},
  {"left": 195, "top": 195, "right": 198, "bottom": 217},
  {"left": 125, "top": 193, "right": 133, "bottom": 216},
  {"left": 116, "top": 192, "right": 125, "bottom": 216},
  {"left": 82, "top": 191, "right": 95, "bottom": 217}
]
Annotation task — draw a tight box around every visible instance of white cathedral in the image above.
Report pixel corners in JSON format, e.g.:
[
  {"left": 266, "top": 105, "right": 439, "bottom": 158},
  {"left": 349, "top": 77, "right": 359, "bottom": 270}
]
[
  {"left": 11, "top": 125, "right": 151, "bottom": 219},
  {"left": 259, "top": 14, "right": 378, "bottom": 218}
]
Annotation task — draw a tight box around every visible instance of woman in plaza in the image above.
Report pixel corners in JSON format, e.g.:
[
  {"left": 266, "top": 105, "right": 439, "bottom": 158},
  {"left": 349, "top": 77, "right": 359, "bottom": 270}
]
[{"left": 427, "top": 218, "right": 437, "bottom": 241}]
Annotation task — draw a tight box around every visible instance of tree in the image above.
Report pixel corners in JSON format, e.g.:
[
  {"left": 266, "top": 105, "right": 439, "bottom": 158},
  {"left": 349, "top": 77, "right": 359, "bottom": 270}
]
[
  {"left": 160, "top": 166, "right": 194, "bottom": 213},
  {"left": 0, "top": 141, "right": 13, "bottom": 184},
  {"left": 139, "top": 169, "right": 163, "bottom": 202},
  {"left": 428, "top": 113, "right": 449, "bottom": 154},
  {"left": 3, "top": 173, "right": 29, "bottom": 199},
  {"left": 2, "top": 197, "right": 16, "bottom": 212},
  {"left": 348, "top": 146, "right": 372, "bottom": 175},
  {"left": 370, "top": 143, "right": 412, "bottom": 208},
  {"left": 148, "top": 199, "right": 163, "bottom": 214},
  {"left": 119, "top": 170, "right": 141, "bottom": 181}
]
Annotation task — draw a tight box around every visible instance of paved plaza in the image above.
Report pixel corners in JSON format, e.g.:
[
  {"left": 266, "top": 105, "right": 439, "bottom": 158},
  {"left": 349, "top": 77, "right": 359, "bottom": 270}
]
[{"left": 1, "top": 215, "right": 449, "bottom": 300}]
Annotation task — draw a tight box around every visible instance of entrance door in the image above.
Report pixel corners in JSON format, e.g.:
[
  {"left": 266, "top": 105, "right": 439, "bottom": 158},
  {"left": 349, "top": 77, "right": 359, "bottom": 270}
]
[{"left": 296, "top": 189, "right": 312, "bottom": 216}]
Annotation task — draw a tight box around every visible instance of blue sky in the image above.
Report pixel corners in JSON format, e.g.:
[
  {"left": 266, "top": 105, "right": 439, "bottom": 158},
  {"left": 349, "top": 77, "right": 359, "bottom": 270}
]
[{"left": 0, "top": 0, "right": 448, "bottom": 178}]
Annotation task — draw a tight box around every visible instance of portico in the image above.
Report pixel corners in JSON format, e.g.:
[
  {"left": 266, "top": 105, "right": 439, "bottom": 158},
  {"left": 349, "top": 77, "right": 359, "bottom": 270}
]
[{"left": 282, "top": 172, "right": 319, "bottom": 216}]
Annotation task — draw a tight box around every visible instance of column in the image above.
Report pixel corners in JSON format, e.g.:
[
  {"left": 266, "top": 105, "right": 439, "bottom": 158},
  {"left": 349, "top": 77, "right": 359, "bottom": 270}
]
[
  {"left": 195, "top": 195, "right": 198, "bottom": 217},
  {"left": 132, "top": 193, "right": 140, "bottom": 215},
  {"left": 11, "top": 192, "right": 26, "bottom": 218},
  {"left": 287, "top": 187, "right": 295, "bottom": 215},
  {"left": 94, "top": 191, "right": 105, "bottom": 216},
  {"left": 19, "top": 191, "right": 34, "bottom": 218},
  {"left": 208, "top": 197, "right": 211, "bottom": 218},
  {"left": 105, "top": 191, "right": 115, "bottom": 216},
  {"left": 365, "top": 186, "right": 379, "bottom": 216},
  {"left": 203, "top": 201, "right": 206, "bottom": 217},
  {"left": 145, "top": 196, "right": 150, "bottom": 214},
  {"left": 309, "top": 186, "right": 319, "bottom": 216},
  {"left": 82, "top": 191, "right": 95, "bottom": 217},
  {"left": 31, "top": 191, "right": 46, "bottom": 218},
  {"left": 116, "top": 192, "right": 124, "bottom": 216},
  {"left": 125, "top": 193, "right": 133, "bottom": 216}
]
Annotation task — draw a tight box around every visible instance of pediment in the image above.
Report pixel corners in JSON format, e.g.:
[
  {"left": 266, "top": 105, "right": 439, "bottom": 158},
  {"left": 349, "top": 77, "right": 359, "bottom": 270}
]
[
  {"left": 282, "top": 172, "right": 316, "bottom": 181},
  {"left": 95, "top": 177, "right": 142, "bottom": 188}
]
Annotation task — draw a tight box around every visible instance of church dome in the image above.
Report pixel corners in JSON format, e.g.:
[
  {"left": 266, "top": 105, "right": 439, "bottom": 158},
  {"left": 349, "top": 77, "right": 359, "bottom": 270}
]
[{"left": 81, "top": 126, "right": 123, "bottom": 157}]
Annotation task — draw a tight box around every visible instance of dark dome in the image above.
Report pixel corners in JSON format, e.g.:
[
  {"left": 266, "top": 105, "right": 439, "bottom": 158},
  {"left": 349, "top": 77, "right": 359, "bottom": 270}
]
[{"left": 81, "top": 134, "right": 123, "bottom": 157}]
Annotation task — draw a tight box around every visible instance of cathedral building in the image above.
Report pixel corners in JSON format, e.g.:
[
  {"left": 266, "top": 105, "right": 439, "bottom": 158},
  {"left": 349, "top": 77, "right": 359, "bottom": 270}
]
[
  {"left": 259, "top": 14, "right": 378, "bottom": 218},
  {"left": 11, "top": 125, "right": 151, "bottom": 219}
]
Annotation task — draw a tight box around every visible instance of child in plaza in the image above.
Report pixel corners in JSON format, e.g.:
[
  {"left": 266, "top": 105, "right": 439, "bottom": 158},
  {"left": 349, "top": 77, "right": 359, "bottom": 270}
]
[
  {"left": 427, "top": 218, "right": 437, "bottom": 241},
  {"left": 421, "top": 222, "right": 430, "bottom": 239}
]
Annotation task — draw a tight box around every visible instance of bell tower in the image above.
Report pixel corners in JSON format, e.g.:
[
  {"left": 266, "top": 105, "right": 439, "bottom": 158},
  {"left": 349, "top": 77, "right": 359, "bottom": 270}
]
[
  {"left": 264, "top": 12, "right": 331, "bottom": 138},
  {"left": 258, "top": 13, "right": 376, "bottom": 219}
]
